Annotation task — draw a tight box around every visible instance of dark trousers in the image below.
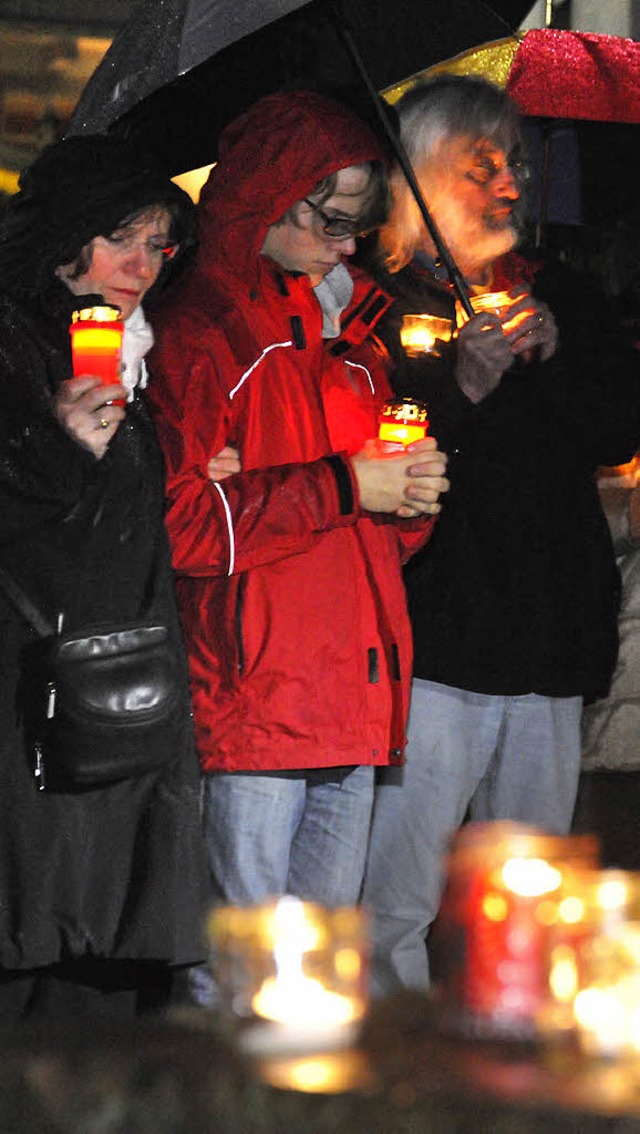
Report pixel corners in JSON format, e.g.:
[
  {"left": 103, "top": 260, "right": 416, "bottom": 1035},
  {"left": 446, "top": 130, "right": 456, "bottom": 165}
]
[
  {"left": 571, "top": 770, "right": 640, "bottom": 869},
  {"left": 0, "top": 958, "right": 174, "bottom": 1022}
]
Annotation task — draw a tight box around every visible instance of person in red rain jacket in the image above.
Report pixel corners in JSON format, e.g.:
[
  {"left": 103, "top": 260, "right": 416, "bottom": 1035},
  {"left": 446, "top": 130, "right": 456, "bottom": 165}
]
[{"left": 147, "top": 91, "right": 449, "bottom": 957}]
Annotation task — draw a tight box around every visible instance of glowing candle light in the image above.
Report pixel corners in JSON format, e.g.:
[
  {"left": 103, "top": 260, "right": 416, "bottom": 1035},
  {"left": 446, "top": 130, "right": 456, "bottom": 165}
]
[
  {"left": 378, "top": 398, "right": 429, "bottom": 449},
  {"left": 69, "top": 305, "right": 124, "bottom": 404},
  {"left": 544, "top": 869, "right": 640, "bottom": 1044},
  {"left": 552, "top": 873, "right": 640, "bottom": 1057},
  {"left": 251, "top": 899, "right": 357, "bottom": 1033},
  {"left": 433, "top": 822, "right": 599, "bottom": 1039},
  {"left": 400, "top": 313, "right": 452, "bottom": 357},
  {"left": 456, "top": 291, "right": 536, "bottom": 336},
  {"left": 208, "top": 897, "right": 368, "bottom": 1054}
]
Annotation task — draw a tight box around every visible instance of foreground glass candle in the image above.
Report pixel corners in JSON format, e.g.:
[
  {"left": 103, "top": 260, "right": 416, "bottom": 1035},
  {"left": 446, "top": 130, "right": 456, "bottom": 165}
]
[
  {"left": 69, "top": 304, "right": 124, "bottom": 403},
  {"left": 544, "top": 870, "right": 640, "bottom": 1057},
  {"left": 432, "top": 821, "right": 599, "bottom": 1040},
  {"left": 400, "top": 313, "right": 453, "bottom": 357},
  {"left": 378, "top": 397, "right": 429, "bottom": 449},
  {"left": 207, "top": 897, "right": 369, "bottom": 1054}
]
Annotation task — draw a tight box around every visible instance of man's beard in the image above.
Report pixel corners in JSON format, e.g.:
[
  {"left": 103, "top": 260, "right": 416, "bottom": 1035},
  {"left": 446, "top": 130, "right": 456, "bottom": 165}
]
[
  {"left": 438, "top": 213, "right": 517, "bottom": 282},
  {"left": 427, "top": 193, "right": 520, "bottom": 282}
]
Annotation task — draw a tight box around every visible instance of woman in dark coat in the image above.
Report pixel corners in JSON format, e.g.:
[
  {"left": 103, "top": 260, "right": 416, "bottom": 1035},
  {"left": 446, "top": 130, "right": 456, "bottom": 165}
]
[{"left": 0, "top": 135, "right": 208, "bottom": 1019}]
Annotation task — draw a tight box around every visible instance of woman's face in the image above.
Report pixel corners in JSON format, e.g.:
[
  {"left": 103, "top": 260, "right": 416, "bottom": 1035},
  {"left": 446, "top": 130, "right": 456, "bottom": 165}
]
[{"left": 57, "top": 206, "right": 176, "bottom": 320}]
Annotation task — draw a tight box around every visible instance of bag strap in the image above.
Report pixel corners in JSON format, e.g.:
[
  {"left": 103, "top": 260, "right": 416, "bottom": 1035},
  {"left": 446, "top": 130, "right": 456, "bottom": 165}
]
[
  {"left": 0, "top": 530, "right": 165, "bottom": 639},
  {"left": 0, "top": 562, "right": 55, "bottom": 638}
]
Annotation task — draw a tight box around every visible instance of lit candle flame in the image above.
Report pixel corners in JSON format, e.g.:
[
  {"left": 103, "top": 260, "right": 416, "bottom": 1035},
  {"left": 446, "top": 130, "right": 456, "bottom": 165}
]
[
  {"left": 400, "top": 314, "right": 452, "bottom": 357},
  {"left": 501, "top": 857, "right": 563, "bottom": 898},
  {"left": 251, "top": 898, "right": 360, "bottom": 1030},
  {"left": 253, "top": 974, "right": 356, "bottom": 1027}
]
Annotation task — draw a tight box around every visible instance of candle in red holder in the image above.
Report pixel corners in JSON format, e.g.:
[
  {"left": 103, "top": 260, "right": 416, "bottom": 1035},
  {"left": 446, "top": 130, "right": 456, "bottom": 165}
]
[
  {"left": 378, "top": 398, "right": 429, "bottom": 450},
  {"left": 70, "top": 305, "right": 124, "bottom": 404},
  {"left": 432, "top": 822, "right": 599, "bottom": 1041}
]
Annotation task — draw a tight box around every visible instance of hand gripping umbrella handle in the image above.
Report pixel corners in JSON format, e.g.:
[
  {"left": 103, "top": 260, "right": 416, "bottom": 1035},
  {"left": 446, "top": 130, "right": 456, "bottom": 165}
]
[{"left": 328, "top": 0, "right": 475, "bottom": 318}]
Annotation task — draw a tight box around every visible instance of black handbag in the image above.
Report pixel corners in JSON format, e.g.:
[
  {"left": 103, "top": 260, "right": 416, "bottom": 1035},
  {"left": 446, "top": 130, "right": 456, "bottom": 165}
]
[{"left": 0, "top": 564, "right": 182, "bottom": 790}]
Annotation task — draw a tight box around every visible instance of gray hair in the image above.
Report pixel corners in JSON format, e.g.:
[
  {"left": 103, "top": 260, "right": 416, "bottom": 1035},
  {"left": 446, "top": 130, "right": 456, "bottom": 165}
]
[{"left": 381, "top": 75, "right": 523, "bottom": 270}]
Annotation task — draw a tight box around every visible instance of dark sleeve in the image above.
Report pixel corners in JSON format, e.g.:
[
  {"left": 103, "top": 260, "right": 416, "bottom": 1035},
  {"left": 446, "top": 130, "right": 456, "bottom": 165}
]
[
  {"left": 527, "top": 262, "right": 640, "bottom": 466},
  {"left": 375, "top": 278, "right": 480, "bottom": 453},
  {"left": 0, "top": 303, "right": 104, "bottom": 543}
]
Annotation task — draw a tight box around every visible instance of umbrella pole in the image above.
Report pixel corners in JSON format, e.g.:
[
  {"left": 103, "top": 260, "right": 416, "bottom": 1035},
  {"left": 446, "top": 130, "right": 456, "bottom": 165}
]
[{"left": 328, "top": 2, "right": 475, "bottom": 317}]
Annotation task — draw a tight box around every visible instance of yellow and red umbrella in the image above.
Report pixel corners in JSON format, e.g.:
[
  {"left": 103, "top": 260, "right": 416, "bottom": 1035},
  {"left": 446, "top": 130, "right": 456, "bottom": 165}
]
[
  {"left": 384, "top": 28, "right": 640, "bottom": 235},
  {"left": 385, "top": 28, "right": 640, "bottom": 124}
]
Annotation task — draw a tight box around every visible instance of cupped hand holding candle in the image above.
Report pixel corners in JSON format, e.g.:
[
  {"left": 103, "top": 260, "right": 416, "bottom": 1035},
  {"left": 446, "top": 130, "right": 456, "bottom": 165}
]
[
  {"left": 455, "top": 288, "right": 532, "bottom": 331},
  {"left": 54, "top": 376, "right": 127, "bottom": 460},
  {"left": 453, "top": 286, "right": 556, "bottom": 402},
  {"left": 455, "top": 287, "right": 557, "bottom": 361},
  {"left": 351, "top": 436, "right": 449, "bottom": 519},
  {"left": 495, "top": 288, "right": 536, "bottom": 335},
  {"left": 60, "top": 304, "right": 127, "bottom": 458},
  {"left": 503, "top": 291, "right": 558, "bottom": 364},
  {"left": 455, "top": 312, "right": 515, "bottom": 403}
]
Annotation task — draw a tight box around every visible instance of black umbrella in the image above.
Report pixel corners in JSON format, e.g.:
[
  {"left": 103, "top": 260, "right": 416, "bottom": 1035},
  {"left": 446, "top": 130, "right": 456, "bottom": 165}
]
[
  {"left": 70, "top": 0, "right": 534, "bottom": 313},
  {"left": 71, "top": 0, "right": 533, "bottom": 173}
]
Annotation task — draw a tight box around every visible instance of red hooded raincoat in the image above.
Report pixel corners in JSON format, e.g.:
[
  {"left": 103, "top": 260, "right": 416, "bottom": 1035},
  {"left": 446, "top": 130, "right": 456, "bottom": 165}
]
[{"left": 148, "top": 91, "right": 434, "bottom": 773}]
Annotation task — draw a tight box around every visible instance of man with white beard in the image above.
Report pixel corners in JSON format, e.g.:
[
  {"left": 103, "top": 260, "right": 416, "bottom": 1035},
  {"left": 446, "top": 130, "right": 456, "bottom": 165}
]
[{"left": 361, "top": 75, "right": 640, "bottom": 995}]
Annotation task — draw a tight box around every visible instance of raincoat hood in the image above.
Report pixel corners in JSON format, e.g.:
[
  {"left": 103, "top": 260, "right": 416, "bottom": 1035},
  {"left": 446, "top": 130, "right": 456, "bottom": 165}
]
[{"left": 196, "top": 90, "right": 387, "bottom": 292}]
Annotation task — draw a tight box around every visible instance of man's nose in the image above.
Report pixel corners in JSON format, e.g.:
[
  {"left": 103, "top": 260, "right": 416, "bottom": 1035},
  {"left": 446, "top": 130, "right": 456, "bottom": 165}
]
[{"left": 492, "top": 166, "right": 520, "bottom": 200}]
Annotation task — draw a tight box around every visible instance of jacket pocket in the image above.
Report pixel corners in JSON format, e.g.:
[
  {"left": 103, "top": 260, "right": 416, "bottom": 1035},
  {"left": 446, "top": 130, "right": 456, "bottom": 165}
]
[{"left": 234, "top": 573, "right": 246, "bottom": 677}]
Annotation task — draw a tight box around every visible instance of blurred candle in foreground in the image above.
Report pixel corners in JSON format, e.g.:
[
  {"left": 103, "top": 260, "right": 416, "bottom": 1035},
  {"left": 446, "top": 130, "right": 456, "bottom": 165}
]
[
  {"left": 432, "top": 821, "right": 599, "bottom": 1040},
  {"left": 70, "top": 305, "right": 124, "bottom": 403},
  {"left": 574, "top": 923, "right": 640, "bottom": 1057},
  {"left": 251, "top": 898, "right": 356, "bottom": 1030},
  {"left": 546, "top": 870, "right": 640, "bottom": 1056},
  {"left": 207, "top": 897, "right": 369, "bottom": 1053}
]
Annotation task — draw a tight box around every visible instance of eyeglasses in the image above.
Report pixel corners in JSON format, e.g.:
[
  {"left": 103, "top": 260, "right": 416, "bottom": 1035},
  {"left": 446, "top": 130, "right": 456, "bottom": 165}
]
[
  {"left": 101, "top": 231, "right": 180, "bottom": 263},
  {"left": 466, "top": 156, "right": 531, "bottom": 189},
  {"left": 303, "top": 198, "right": 369, "bottom": 240}
]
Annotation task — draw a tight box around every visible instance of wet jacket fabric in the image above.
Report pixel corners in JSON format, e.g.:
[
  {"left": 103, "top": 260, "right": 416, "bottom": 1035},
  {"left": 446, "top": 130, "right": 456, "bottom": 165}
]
[
  {"left": 0, "top": 282, "right": 207, "bottom": 970},
  {"left": 373, "top": 252, "right": 640, "bottom": 702},
  {"left": 148, "top": 92, "right": 432, "bottom": 774}
]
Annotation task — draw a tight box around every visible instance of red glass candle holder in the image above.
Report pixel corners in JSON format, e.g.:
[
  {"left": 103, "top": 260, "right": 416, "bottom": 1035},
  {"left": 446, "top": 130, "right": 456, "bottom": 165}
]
[
  {"left": 70, "top": 305, "right": 124, "bottom": 405},
  {"left": 432, "top": 821, "right": 599, "bottom": 1041},
  {"left": 378, "top": 398, "right": 429, "bottom": 450}
]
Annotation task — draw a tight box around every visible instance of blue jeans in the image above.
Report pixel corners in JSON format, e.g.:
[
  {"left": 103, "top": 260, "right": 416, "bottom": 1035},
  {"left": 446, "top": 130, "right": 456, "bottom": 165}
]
[
  {"left": 361, "top": 678, "right": 582, "bottom": 996},
  {"left": 202, "top": 765, "right": 375, "bottom": 905},
  {"left": 190, "top": 765, "right": 376, "bottom": 1008}
]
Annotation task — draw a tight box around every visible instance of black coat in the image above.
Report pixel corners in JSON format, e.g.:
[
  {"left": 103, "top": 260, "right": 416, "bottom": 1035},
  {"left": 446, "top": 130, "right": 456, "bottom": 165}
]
[
  {"left": 0, "top": 283, "right": 208, "bottom": 970},
  {"left": 374, "top": 254, "right": 640, "bottom": 702}
]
